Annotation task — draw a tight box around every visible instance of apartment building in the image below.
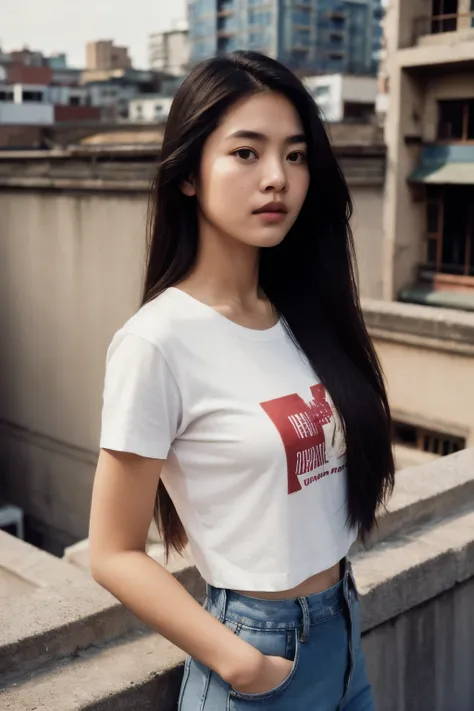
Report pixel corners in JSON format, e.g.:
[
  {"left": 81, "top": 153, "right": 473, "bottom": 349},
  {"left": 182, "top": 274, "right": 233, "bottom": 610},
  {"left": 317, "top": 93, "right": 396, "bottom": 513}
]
[
  {"left": 189, "top": 0, "right": 384, "bottom": 75},
  {"left": 383, "top": 0, "right": 474, "bottom": 310}
]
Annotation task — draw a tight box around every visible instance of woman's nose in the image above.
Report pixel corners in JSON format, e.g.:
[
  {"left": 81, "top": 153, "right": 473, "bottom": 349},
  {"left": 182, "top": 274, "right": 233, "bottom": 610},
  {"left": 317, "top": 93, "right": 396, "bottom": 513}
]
[{"left": 261, "top": 160, "right": 288, "bottom": 192}]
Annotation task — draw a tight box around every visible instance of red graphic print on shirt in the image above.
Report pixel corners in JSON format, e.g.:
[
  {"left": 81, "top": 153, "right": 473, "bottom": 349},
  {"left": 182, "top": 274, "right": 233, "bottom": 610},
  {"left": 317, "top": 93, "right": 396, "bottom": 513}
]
[{"left": 260, "top": 384, "right": 335, "bottom": 495}]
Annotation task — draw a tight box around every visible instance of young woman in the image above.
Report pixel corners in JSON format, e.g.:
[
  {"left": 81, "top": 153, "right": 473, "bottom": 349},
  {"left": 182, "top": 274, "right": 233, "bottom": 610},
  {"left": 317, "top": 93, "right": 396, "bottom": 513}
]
[{"left": 89, "top": 51, "right": 394, "bottom": 710}]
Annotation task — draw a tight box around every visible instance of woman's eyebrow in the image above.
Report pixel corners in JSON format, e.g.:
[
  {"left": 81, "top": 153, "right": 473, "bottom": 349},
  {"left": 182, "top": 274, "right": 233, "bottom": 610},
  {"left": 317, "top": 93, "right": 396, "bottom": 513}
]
[{"left": 226, "top": 130, "right": 306, "bottom": 144}]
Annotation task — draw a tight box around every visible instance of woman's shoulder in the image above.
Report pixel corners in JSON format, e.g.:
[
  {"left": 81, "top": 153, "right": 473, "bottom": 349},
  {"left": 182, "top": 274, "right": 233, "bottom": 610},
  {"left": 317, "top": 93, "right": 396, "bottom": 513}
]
[{"left": 117, "top": 288, "right": 185, "bottom": 350}]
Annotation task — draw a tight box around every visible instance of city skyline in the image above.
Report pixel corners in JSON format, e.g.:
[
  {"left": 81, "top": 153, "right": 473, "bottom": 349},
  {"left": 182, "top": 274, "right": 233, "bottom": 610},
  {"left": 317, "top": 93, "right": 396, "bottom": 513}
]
[{"left": 1, "top": 0, "right": 187, "bottom": 69}]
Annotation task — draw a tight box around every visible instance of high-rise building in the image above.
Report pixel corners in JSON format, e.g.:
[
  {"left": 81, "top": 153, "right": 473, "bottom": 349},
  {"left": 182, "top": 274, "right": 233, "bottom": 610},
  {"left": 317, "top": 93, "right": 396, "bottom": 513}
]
[
  {"left": 188, "top": 0, "right": 383, "bottom": 75},
  {"left": 86, "top": 41, "right": 132, "bottom": 71}
]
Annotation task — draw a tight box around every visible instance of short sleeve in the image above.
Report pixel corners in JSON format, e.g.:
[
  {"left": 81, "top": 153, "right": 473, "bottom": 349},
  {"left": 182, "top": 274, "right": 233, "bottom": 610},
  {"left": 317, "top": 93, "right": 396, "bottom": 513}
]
[{"left": 99, "top": 330, "right": 181, "bottom": 459}]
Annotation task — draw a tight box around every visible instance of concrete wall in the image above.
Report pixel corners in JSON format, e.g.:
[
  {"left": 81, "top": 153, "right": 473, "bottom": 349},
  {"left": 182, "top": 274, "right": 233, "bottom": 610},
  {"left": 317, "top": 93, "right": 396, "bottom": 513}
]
[
  {"left": 365, "top": 576, "right": 474, "bottom": 711},
  {"left": 0, "top": 191, "right": 147, "bottom": 550},
  {"left": 352, "top": 186, "right": 385, "bottom": 299},
  {"left": 363, "top": 299, "right": 474, "bottom": 445},
  {"left": 0, "top": 102, "right": 54, "bottom": 125},
  {"left": 376, "top": 338, "right": 474, "bottom": 444},
  {"left": 383, "top": 68, "right": 426, "bottom": 299}
]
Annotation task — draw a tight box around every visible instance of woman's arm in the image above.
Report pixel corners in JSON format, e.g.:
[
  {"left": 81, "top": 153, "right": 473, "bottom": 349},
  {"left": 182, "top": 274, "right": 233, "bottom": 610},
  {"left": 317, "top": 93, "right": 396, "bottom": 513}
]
[{"left": 89, "top": 449, "right": 264, "bottom": 689}]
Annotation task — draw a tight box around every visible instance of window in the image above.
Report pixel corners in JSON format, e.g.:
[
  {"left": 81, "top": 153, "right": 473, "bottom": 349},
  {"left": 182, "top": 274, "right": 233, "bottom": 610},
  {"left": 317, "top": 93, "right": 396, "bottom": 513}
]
[
  {"left": 393, "top": 421, "right": 465, "bottom": 456},
  {"left": 69, "top": 96, "right": 80, "bottom": 106},
  {"left": 293, "top": 30, "right": 311, "bottom": 46},
  {"left": 22, "top": 90, "right": 44, "bottom": 102},
  {"left": 249, "top": 10, "right": 271, "bottom": 26},
  {"left": 249, "top": 31, "right": 264, "bottom": 43},
  {"left": 343, "top": 101, "right": 375, "bottom": 121},
  {"left": 315, "top": 85, "right": 330, "bottom": 98},
  {"left": 425, "top": 186, "right": 474, "bottom": 276},
  {"left": 293, "top": 8, "right": 310, "bottom": 25},
  {"left": 0, "top": 91, "right": 14, "bottom": 101},
  {"left": 431, "top": 0, "right": 459, "bottom": 33},
  {"left": 438, "top": 100, "right": 474, "bottom": 141}
]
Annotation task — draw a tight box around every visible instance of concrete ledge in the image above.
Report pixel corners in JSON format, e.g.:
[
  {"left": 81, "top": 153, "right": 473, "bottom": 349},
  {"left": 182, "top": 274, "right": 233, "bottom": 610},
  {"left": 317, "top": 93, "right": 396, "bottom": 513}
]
[
  {"left": 0, "top": 631, "right": 185, "bottom": 710},
  {"left": 2, "top": 450, "right": 474, "bottom": 709},
  {"left": 362, "top": 447, "right": 474, "bottom": 550},
  {"left": 0, "top": 533, "right": 203, "bottom": 680},
  {"left": 362, "top": 298, "right": 474, "bottom": 352},
  {"left": 397, "top": 40, "right": 474, "bottom": 69},
  {"left": 355, "top": 506, "right": 474, "bottom": 632},
  {"left": 4, "top": 504, "right": 474, "bottom": 710}
]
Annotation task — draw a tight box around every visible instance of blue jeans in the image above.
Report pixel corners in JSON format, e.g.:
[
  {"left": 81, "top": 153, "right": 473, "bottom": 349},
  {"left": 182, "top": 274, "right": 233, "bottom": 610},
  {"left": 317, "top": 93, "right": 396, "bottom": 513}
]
[{"left": 178, "top": 560, "right": 375, "bottom": 710}]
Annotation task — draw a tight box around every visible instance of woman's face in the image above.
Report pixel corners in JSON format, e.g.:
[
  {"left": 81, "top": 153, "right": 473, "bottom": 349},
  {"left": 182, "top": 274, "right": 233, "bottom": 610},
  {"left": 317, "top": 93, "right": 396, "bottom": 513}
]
[{"left": 185, "top": 91, "right": 310, "bottom": 249}]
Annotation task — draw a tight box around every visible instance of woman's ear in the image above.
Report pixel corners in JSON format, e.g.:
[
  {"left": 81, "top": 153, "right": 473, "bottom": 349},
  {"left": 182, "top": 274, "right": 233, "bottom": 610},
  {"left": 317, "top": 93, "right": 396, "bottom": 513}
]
[{"left": 180, "top": 176, "right": 196, "bottom": 197}]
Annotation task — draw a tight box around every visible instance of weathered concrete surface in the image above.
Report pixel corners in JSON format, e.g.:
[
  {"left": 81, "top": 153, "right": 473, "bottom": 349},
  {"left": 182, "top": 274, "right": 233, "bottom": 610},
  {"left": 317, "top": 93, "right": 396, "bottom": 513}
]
[
  {"left": 364, "top": 577, "right": 474, "bottom": 711},
  {"left": 355, "top": 506, "right": 474, "bottom": 632},
  {"left": 394, "top": 443, "right": 438, "bottom": 470},
  {"left": 362, "top": 298, "right": 474, "bottom": 351},
  {"left": 365, "top": 447, "right": 474, "bottom": 549},
  {"left": 0, "top": 631, "right": 185, "bottom": 711},
  {"left": 362, "top": 300, "right": 474, "bottom": 447},
  {"left": 0, "top": 531, "right": 203, "bottom": 682},
  {"left": 0, "top": 533, "right": 143, "bottom": 681},
  {"left": 1, "top": 449, "right": 473, "bottom": 710}
]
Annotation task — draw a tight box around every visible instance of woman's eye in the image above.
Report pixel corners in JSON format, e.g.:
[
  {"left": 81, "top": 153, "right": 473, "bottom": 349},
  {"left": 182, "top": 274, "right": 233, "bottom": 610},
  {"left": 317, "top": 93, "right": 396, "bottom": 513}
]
[
  {"left": 288, "top": 151, "right": 306, "bottom": 164},
  {"left": 234, "top": 148, "right": 257, "bottom": 161}
]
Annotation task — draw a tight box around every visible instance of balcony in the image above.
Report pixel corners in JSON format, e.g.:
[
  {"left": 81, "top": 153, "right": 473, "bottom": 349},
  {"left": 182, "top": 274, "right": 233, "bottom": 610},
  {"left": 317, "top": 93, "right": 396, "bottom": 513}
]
[
  {"left": 326, "top": 10, "right": 346, "bottom": 21},
  {"left": 412, "top": 11, "right": 474, "bottom": 45},
  {"left": 398, "top": 11, "right": 474, "bottom": 68}
]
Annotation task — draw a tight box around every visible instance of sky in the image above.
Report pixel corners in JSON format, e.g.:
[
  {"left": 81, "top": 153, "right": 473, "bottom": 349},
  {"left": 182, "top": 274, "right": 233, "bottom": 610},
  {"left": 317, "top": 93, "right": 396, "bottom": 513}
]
[{"left": 1, "top": 0, "right": 187, "bottom": 69}]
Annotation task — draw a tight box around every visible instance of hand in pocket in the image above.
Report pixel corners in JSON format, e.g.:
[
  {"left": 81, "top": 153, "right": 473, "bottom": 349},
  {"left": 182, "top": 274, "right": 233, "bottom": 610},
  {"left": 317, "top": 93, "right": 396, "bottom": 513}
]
[{"left": 232, "top": 655, "right": 294, "bottom": 695}]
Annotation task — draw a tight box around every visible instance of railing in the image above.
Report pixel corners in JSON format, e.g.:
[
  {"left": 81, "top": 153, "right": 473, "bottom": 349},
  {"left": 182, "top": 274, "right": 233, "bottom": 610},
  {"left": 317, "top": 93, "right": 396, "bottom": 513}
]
[{"left": 413, "top": 12, "right": 474, "bottom": 43}]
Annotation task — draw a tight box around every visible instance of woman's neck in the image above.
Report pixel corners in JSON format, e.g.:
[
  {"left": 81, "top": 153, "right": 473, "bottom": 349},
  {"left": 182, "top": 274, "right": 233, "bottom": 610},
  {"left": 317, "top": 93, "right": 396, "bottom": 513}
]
[{"left": 182, "top": 220, "right": 262, "bottom": 308}]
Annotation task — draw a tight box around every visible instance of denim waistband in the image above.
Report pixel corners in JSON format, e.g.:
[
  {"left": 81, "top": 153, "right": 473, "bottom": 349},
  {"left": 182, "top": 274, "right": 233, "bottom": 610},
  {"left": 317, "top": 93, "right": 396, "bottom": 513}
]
[{"left": 205, "top": 559, "right": 356, "bottom": 633}]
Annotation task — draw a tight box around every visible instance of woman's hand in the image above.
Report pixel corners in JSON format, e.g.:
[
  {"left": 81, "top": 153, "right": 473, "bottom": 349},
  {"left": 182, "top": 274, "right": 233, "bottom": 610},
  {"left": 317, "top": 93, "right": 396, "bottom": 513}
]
[{"left": 231, "top": 655, "right": 293, "bottom": 695}]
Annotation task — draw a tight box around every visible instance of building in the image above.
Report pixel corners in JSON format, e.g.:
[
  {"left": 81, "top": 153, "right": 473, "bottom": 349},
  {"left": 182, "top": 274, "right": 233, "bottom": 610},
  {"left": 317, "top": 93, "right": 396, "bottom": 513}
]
[
  {"left": 129, "top": 95, "right": 174, "bottom": 122},
  {"left": 7, "top": 47, "right": 45, "bottom": 67},
  {"left": 383, "top": 0, "right": 474, "bottom": 310},
  {"left": 0, "top": 46, "right": 70, "bottom": 70},
  {"left": 375, "top": 0, "right": 390, "bottom": 123},
  {"left": 188, "top": 0, "right": 383, "bottom": 75},
  {"left": 81, "top": 69, "right": 164, "bottom": 120},
  {"left": 86, "top": 40, "right": 132, "bottom": 71},
  {"left": 149, "top": 27, "right": 190, "bottom": 76},
  {"left": 0, "top": 93, "right": 54, "bottom": 125},
  {"left": 304, "top": 74, "right": 377, "bottom": 122},
  {"left": 0, "top": 81, "right": 100, "bottom": 125}
]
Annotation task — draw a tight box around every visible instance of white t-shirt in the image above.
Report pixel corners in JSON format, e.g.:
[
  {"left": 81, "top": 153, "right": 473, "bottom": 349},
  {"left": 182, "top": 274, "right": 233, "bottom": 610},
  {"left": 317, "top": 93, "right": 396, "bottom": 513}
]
[{"left": 100, "top": 287, "right": 357, "bottom": 591}]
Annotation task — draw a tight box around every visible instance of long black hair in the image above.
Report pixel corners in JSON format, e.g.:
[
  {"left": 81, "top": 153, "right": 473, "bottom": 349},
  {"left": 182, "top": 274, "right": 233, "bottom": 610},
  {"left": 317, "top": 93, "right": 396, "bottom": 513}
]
[{"left": 143, "top": 51, "right": 394, "bottom": 560}]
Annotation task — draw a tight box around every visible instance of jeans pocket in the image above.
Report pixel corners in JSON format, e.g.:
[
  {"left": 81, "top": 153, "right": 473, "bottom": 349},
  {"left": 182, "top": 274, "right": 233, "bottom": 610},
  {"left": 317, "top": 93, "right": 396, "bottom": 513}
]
[{"left": 229, "top": 627, "right": 301, "bottom": 703}]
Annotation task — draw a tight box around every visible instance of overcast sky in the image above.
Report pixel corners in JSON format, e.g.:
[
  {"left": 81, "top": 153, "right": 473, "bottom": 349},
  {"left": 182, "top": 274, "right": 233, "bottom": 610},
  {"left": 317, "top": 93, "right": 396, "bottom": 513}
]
[{"left": 1, "top": 0, "right": 187, "bottom": 68}]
